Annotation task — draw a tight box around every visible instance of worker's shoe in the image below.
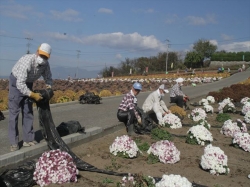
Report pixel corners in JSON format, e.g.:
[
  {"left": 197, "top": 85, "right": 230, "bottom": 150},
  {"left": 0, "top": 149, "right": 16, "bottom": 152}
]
[
  {"left": 10, "top": 144, "right": 19, "bottom": 152},
  {"left": 23, "top": 140, "right": 38, "bottom": 147},
  {"left": 127, "top": 124, "right": 137, "bottom": 136}
]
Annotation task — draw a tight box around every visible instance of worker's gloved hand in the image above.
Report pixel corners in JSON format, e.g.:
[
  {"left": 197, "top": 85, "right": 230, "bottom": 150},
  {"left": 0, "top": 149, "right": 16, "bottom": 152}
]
[
  {"left": 137, "top": 117, "right": 142, "bottom": 125},
  {"left": 30, "top": 92, "right": 43, "bottom": 101},
  {"left": 183, "top": 95, "right": 189, "bottom": 102},
  {"left": 46, "top": 85, "right": 51, "bottom": 89},
  {"left": 163, "top": 111, "right": 171, "bottom": 116}
]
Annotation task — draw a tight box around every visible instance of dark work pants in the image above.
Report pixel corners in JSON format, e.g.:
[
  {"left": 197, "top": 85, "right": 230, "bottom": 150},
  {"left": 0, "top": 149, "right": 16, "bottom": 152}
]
[
  {"left": 8, "top": 74, "right": 34, "bottom": 145},
  {"left": 117, "top": 109, "right": 135, "bottom": 127},
  {"left": 170, "top": 96, "right": 184, "bottom": 108}
]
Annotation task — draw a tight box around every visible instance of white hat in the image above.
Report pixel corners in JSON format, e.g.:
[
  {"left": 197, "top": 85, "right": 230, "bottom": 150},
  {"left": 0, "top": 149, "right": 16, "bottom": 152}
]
[
  {"left": 176, "top": 77, "right": 184, "bottom": 83},
  {"left": 159, "top": 84, "right": 169, "bottom": 93},
  {"left": 38, "top": 43, "right": 51, "bottom": 58}
]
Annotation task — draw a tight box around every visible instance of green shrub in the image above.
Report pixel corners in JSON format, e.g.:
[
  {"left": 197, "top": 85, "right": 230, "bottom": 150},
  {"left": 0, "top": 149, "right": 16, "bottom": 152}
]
[
  {"left": 151, "top": 128, "right": 172, "bottom": 141},
  {"left": 216, "top": 113, "right": 231, "bottom": 122},
  {"left": 147, "top": 153, "right": 159, "bottom": 164}
]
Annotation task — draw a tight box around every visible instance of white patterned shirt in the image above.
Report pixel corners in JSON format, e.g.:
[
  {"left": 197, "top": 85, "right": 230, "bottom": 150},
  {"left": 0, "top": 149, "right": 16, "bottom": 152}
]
[
  {"left": 12, "top": 54, "right": 52, "bottom": 96},
  {"left": 170, "top": 83, "right": 184, "bottom": 97}
]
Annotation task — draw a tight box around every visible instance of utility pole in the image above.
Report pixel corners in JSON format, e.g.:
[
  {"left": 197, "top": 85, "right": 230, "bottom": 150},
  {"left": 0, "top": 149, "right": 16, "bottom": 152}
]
[
  {"left": 165, "top": 39, "right": 170, "bottom": 73},
  {"left": 76, "top": 50, "right": 81, "bottom": 79},
  {"left": 25, "top": 37, "right": 33, "bottom": 54}
]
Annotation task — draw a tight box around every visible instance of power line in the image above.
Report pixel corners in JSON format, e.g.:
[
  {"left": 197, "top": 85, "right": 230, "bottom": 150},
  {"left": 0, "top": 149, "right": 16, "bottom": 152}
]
[
  {"left": 1, "top": 34, "right": 249, "bottom": 64},
  {"left": 0, "top": 34, "right": 26, "bottom": 39},
  {"left": 25, "top": 37, "right": 33, "bottom": 54},
  {"left": 76, "top": 50, "right": 81, "bottom": 78},
  {"left": 165, "top": 39, "right": 170, "bottom": 73}
]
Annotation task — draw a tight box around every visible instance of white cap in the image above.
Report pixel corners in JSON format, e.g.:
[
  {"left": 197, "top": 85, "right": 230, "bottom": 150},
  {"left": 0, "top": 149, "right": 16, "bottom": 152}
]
[
  {"left": 38, "top": 43, "right": 51, "bottom": 58},
  {"left": 176, "top": 77, "right": 184, "bottom": 83},
  {"left": 159, "top": 84, "right": 169, "bottom": 93}
]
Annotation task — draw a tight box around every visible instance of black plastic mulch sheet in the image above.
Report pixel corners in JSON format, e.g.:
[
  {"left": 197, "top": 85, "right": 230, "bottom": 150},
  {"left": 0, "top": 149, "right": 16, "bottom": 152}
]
[{"left": 36, "top": 89, "right": 128, "bottom": 176}]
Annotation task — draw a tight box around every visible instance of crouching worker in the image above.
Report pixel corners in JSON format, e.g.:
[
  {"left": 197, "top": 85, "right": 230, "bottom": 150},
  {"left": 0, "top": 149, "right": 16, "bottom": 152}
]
[
  {"left": 117, "top": 82, "right": 142, "bottom": 136},
  {"left": 170, "top": 77, "right": 188, "bottom": 108},
  {"left": 142, "top": 84, "right": 171, "bottom": 126}
]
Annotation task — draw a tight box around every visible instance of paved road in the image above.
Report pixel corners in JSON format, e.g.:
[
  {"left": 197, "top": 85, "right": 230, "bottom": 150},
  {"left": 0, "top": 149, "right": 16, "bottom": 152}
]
[{"left": 0, "top": 69, "right": 249, "bottom": 168}]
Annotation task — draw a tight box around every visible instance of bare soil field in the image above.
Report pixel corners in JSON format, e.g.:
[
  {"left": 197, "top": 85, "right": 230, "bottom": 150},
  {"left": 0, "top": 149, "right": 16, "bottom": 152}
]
[{"left": 33, "top": 95, "right": 250, "bottom": 187}]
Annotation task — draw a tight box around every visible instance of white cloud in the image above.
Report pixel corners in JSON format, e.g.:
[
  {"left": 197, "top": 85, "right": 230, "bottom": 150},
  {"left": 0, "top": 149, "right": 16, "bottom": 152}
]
[
  {"left": 165, "top": 14, "right": 179, "bottom": 24},
  {"left": 0, "top": 30, "right": 7, "bottom": 35},
  {"left": 186, "top": 16, "right": 206, "bottom": 25},
  {"left": 82, "top": 32, "right": 166, "bottom": 51},
  {"left": 218, "top": 41, "right": 250, "bottom": 52},
  {"left": 45, "top": 32, "right": 68, "bottom": 40},
  {"left": 133, "top": 8, "right": 155, "bottom": 13},
  {"left": 23, "top": 30, "right": 34, "bottom": 38},
  {"left": 209, "top": 40, "right": 218, "bottom": 46},
  {"left": 42, "top": 32, "right": 167, "bottom": 55},
  {"left": 98, "top": 8, "right": 113, "bottom": 14},
  {"left": 50, "top": 9, "right": 83, "bottom": 22},
  {"left": 206, "top": 14, "right": 217, "bottom": 24},
  {"left": 115, "top": 53, "right": 122, "bottom": 59},
  {"left": 0, "top": 3, "right": 34, "bottom": 19},
  {"left": 221, "top": 34, "right": 234, "bottom": 40},
  {"left": 145, "top": 8, "right": 154, "bottom": 13},
  {"left": 186, "top": 14, "right": 217, "bottom": 25}
]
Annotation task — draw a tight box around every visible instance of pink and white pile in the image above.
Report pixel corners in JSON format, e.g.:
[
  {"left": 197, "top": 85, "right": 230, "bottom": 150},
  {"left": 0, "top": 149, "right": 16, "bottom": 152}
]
[
  {"left": 240, "top": 97, "right": 250, "bottom": 105},
  {"left": 188, "top": 108, "right": 207, "bottom": 122},
  {"left": 109, "top": 135, "right": 139, "bottom": 158},
  {"left": 200, "top": 144, "right": 230, "bottom": 175},
  {"left": 162, "top": 113, "right": 182, "bottom": 129},
  {"left": 233, "top": 132, "right": 250, "bottom": 152},
  {"left": 203, "top": 104, "right": 214, "bottom": 113},
  {"left": 198, "top": 96, "right": 214, "bottom": 113},
  {"left": 147, "top": 140, "right": 180, "bottom": 164},
  {"left": 220, "top": 119, "right": 248, "bottom": 137},
  {"left": 199, "top": 98, "right": 209, "bottom": 106},
  {"left": 240, "top": 97, "right": 250, "bottom": 123},
  {"left": 120, "top": 173, "right": 155, "bottom": 186},
  {"left": 244, "top": 111, "right": 250, "bottom": 123},
  {"left": 242, "top": 102, "right": 250, "bottom": 115},
  {"left": 218, "top": 97, "right": 236, "bottom": 113},
  {"left": 155, "top": 174, "right": 192, "bottom": 187},
  {"left": 206, "top": 96, "right": 215, "bottom": 104},
  {"left": 187, "top": 125, "right": 213, "bottom": 146},
  {"left": 33, "top": 149, "right": 78, "bottom": 187}
]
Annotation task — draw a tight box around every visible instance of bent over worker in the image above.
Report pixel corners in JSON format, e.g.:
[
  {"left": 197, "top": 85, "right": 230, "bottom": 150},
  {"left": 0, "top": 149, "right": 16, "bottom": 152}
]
[
  {"left": 142, "top": 84, "right": 171, "bottom": 126},
  {"left": 8, "top": 43, "right": 53, "bottom": 152},
  {"left": 117, "top": 82, "right": 142, "bottom": 136}
]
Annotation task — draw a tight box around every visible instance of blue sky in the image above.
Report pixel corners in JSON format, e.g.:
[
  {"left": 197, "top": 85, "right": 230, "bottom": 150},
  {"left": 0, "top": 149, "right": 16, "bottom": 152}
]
[{"left": 0, "top": 0, "right": 249, "bottom": 77}]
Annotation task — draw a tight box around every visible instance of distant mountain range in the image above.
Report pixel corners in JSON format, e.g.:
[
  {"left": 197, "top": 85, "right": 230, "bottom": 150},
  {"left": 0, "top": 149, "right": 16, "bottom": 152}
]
[
  {"left": 51, "top": 66, "right": 101, "bottom": 79},
  {"left": 0, "top": 67, "right": 101, "bottom": 80}
]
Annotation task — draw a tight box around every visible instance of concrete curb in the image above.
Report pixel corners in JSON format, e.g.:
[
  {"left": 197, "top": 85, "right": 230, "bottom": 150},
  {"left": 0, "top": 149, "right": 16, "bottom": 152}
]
[{"left": 0, "top": 123, "right": 124, "bottom": 169}]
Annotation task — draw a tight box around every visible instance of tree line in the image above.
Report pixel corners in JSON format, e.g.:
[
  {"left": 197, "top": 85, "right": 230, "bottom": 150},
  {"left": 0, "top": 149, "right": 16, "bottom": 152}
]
[{"left": 100, "top": 39, "right": 249, "bottom": 77}]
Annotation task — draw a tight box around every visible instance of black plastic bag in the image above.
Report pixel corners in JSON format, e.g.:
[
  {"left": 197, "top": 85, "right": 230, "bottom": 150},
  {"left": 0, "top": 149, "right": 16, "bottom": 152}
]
[
  {"left": 134, "top": 106, "right": 157, "bottom": 134},
  {"left": 79, "top": 92, "right": 102, "bottom": 104},
  {"left": 0, "top": 110, "right": 5, "bottom": 121},
  {"left": 56, "top": 120, "right": 85, "bottom": 137},
  {"left": 0, "top": 161, "right": 36, "bottom": 187}
]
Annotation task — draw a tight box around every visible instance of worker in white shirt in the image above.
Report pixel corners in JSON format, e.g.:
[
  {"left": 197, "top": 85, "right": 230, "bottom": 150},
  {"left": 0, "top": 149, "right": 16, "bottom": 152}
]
[{"left": 142, "top": 84, "right": 171, "bottom": 126}]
